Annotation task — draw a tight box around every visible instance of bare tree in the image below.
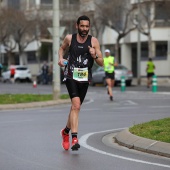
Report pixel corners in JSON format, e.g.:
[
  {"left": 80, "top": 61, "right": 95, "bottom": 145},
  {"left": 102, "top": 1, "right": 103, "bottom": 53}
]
[
  {"left": 135, "top": 0, "right": 170, "bottom": 58},
  {"left": 0, "top": 8, "right": 17, "bottom": 65},
  {"left": 12, "top": 8, "right": 38, "bottom": 65},
  {"left": 0, "top": 7, "right": 38, "bottom": 65},
  {"left": 95, "top": 0, "right": 136, "bottom": 62}
]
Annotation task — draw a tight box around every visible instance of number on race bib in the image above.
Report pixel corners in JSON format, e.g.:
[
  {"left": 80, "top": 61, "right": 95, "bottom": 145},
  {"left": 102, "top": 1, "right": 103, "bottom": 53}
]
[{"left": 73, "top": 68, "right": 88, "bottom": 81}]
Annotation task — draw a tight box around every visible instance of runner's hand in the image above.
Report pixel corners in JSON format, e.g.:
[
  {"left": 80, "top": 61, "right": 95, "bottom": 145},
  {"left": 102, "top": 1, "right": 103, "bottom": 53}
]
[
  {"left": 58, "top": 59, "right": 65, "bottom": 67},
  {"left": 88, "top": 46, "right": 96, "bottom": 58}
]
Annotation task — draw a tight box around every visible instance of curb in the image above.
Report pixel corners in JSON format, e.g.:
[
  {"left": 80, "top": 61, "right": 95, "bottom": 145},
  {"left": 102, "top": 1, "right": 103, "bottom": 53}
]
[
  {"left": 115, "top": 129, "right": 170, "bottom": 158},
  {"left": 0, "top": 99, "right": 71, "bottom": 110}
]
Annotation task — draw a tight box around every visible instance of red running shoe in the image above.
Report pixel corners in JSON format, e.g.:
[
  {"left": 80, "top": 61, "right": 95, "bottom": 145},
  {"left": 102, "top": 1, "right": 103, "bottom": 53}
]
[
  {"left": 71, "top": 137, "right": 80, "bottom": 151},
  {"left": 60, "top": 129, "right": 70, "bottom": 150}
]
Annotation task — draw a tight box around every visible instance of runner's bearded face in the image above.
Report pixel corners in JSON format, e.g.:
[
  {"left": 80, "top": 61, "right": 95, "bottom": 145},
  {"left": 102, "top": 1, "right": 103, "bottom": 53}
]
[{"left": 77, "top": 21, "right": 90, "bottom": 37}]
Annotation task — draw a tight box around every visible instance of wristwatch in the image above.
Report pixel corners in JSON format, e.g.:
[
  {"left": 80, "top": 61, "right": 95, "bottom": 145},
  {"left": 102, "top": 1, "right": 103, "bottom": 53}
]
[{"left": 94, "top": 55, "right": 98, "bottom": 59}]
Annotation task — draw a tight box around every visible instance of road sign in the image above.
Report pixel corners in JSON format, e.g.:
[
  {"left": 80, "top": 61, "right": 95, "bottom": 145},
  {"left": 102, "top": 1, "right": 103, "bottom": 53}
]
[{"left": 48, "top": 27, "right": 65, "bottom": 37}]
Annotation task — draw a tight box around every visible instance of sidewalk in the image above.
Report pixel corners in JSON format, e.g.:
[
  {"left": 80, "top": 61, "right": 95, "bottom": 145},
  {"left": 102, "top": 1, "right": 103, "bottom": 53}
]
[{"left": 132, "top": 77, "right": 170, "bottom": 87}]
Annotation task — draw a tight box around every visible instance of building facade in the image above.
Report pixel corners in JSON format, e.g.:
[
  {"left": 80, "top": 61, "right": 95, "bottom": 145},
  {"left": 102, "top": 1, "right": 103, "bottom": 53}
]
[
  {"left": 102, "top": 0, "right": 170, "bottom": 79},
  {"left": 1, "top": 0, "right": 170, "bottom": 80}
]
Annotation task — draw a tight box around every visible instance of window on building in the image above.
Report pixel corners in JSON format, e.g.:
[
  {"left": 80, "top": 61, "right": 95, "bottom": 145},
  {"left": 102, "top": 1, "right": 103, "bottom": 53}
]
[
  {"left": 155, "top": 1, "right": 170, "bottom": 27},
  {"left": 40, "top": 0, "right": 52, "bottom": 9},
  {"left": 60, "top": 0, "right": 80, "bottom": 10},
  {"left": 41, "top": 0, "right": 52, "bottom": 4},
  {"left": 69, "top": 0, "right": 79, "bottom": 4},
  {"left": 155, "top": 1, "right": 170, "bottom": 20},
  {"left": 27, "top": 51, "right": 37, "bottom": 63},
  {"left": 8, "top": 0, "right": 20, "bottom": 9},
  {"left": 155, "top": 42, "right": 167, "bottom": 58},
  {"left": 141, "top": 42, "right": 148, "bottom": 59}
]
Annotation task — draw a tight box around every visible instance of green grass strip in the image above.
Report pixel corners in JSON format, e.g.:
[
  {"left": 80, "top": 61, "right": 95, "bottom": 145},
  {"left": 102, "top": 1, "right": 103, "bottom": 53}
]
[
  {"left": 0, "top": 94, "right": 69, "bottom": 104},
  {"left": 129, "top": 118, "right": 170, "bottom": 143}
]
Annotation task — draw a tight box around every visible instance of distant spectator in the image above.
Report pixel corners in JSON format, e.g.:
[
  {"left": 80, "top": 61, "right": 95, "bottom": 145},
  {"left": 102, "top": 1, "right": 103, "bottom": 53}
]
[
  {"left": 146, "top": 58, "right": 155, "bottom": 88},
  {"left": 41, "top": 61, "right": 49, "bottom": 84},
  {"left": 0, "top": 63, "right": 2, "bottom": 77},
  {"left": 10, "top": 64, "right": 16, "bottom": 83}
]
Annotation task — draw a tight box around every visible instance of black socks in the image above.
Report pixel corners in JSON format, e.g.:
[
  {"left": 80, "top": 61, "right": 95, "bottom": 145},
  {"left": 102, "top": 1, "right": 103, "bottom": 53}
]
[
  {"left": 64, "top": 126, "right": 78, "bottom": 139},
  {"left": 71, "top": 132, "right": 78, "bottom": 139},
  {"left": 64, "top": 126, "right": 70, "bottom": 134}
]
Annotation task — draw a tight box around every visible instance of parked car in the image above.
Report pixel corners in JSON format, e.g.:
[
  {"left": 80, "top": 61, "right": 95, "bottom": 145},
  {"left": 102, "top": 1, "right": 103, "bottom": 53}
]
[
  {"left": 91, "top": 64, "right": 133, "bottom": 86},
  {"left": 2, "top": 65, "right": 32, "bottom": 83},
  {"left": 36, "top": 68, "right": 64, "bottom": 84}
]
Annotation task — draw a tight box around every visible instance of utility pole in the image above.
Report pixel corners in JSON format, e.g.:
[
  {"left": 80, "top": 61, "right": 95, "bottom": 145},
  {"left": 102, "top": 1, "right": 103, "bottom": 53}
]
[
  {"left": 0, "top": 0, "right": 3, "bottom": 63},
  {"left": 52, "top": 0, "right": 60, "bottom": 100},
  {"left": 137, "top": 0, "right": 141, "bottom": 85}
]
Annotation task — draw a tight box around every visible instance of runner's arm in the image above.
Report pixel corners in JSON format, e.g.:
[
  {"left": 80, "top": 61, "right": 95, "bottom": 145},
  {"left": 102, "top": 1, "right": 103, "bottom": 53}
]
[
  {"left": 91, "top": 37, "right": 103, "bottom": 66},
  {"left": 58, "top": 34, "right": 71, "bottom": 67}
]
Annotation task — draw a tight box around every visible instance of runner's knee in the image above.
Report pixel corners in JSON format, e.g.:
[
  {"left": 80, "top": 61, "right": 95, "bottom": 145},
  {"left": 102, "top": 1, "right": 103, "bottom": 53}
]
[{"left": 71, "top": 103, "right": 81, "bottom": 111}]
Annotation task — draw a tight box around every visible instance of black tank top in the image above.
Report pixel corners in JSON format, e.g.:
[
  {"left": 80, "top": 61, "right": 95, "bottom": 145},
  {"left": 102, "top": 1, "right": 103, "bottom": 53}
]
[{"left": 64, "top": 33, "right": 94, "bottom": 82}]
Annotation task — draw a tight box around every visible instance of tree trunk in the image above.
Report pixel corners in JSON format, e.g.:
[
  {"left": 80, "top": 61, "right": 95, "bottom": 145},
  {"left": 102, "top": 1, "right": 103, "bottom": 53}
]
[
  {"left": 115, "top": 38, "right": 120, "bottom": 63},
  {"left": 148, "top": 33, "right": 153, "bottom": 58},
  {"left": 7, "top": 52, "right": 15, "bottom": 66},
  {"left": 19, "top": 52, "right": 27, "bottom": 65}
]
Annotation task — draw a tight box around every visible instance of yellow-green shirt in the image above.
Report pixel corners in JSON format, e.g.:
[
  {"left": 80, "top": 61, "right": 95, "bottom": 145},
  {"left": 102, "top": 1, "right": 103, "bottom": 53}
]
[
  {"left": 104, "top": 56, "right": 115, "bottom": 73},
  {"left": 147, "top": 61, "right": 155, "bottom": 73}
]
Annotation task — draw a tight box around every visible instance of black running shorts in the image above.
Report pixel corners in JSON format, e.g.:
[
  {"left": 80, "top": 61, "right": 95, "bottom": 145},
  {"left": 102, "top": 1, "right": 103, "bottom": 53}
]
[
  {"left": 10, "top": 74, "right": 14, "bottom": 78},
  {"left": 105, "top": 72, "right": 115, "bottom": 80},
  {"left": 65, "top": 78, "right": 89, "bottom": 104},
  {"left": 147, "top": 72, "right": 154, "bottom": 78}
]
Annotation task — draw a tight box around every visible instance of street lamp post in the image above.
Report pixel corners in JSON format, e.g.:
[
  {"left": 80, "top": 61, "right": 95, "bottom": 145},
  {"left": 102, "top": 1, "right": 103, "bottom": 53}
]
[
  {"left": 52, "top": 0, "right": 60, "bottom": 100},
  {"left": 0, "top": 0, "right": 3, "bottom": 63}
]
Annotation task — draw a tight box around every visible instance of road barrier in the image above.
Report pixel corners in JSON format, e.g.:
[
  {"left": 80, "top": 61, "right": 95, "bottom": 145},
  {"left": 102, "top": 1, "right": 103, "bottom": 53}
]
[
  {"left": 33, "top": 80, "right": 37, "bottom": 88},
  {"left": 152, "top": 75, "right": 157, "bottom": 92},
  {"left": 121, "top": 76, "right": 126, "bottom": 92}
]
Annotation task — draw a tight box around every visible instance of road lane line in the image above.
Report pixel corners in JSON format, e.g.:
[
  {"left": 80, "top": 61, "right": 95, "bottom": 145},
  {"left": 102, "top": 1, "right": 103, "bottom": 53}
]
[
  {"left": 84, "top": 99, "right": 94, "bottom": 104},
  {"left": 79, "top": 128, "right": 170, "bottom": 168},
  {"left": 125, "top": 100, "right": 138, "bottom": 105}
]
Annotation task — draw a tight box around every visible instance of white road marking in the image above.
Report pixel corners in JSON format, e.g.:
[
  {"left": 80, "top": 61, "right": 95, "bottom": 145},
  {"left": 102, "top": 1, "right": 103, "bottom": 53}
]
[
  {"left": 124, "top": 100, "right": 138, "bottom": 105},
  {"left": 84, "top": 99, "right": 94, "bottom": 104},
  {"left": 118, "top": 100, "right": 138, "bottom": 106},
  {"left": 79, "top": 128, "right": 170, "bottom": 168}
]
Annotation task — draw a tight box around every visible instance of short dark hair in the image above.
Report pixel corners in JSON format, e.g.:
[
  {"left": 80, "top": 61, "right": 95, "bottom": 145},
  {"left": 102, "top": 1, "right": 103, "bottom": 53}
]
[{"left": 77, "top": 15, "right": 90, "bottom": 25}]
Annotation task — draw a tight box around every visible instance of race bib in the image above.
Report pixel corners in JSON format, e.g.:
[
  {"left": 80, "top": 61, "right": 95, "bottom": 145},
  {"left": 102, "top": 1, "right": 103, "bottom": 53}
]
[{"left": 73, "top": 67, "right": 88, "bottom": 81}]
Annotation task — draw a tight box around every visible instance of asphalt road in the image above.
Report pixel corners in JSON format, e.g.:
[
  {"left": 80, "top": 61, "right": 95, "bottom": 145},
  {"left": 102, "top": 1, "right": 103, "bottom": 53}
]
[{"left": 0, "top": 83, "right": 170, "bottom": 170}]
